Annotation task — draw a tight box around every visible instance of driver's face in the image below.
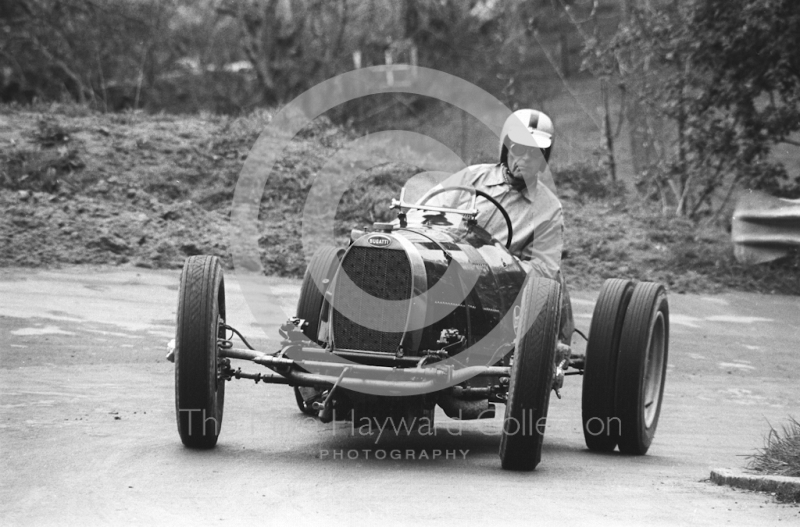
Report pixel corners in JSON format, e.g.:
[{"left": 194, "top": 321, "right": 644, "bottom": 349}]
[{"left": 508, "top": 144, "right": 547, "bottom": 186}]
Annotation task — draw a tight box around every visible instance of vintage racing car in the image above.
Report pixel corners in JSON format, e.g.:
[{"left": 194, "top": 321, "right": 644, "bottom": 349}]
[{"left": 168, "top": 184, "right": 669, "bottom": 471}]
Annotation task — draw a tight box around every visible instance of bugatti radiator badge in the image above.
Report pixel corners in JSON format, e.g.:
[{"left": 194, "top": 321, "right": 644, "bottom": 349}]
[{"left": 367, "top": 235, "right": 392, "bottom": 247}]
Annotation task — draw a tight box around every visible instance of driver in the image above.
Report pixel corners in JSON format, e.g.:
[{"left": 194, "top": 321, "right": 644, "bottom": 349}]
[
  {"left": 422, "top": 108, "right": 573, "bottom": 342},
  {"left": 423, "top": 109, "right": 561, "bottom": 278}
]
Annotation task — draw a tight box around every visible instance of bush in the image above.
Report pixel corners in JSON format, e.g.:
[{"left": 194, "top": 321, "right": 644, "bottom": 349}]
[
  {"left": 1, "top": 147, "right": 85, "bottom": 193},
  {"left": 335, "top": 163, "right": 413, "bottom": 231},
  {"left": 553, "top": 162, "right": 624, "bottom": 202}
]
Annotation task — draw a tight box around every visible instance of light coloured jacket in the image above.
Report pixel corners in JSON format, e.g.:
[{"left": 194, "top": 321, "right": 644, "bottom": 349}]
[{"left": 421, "top": 163, "right": 563, "bottom": 279}]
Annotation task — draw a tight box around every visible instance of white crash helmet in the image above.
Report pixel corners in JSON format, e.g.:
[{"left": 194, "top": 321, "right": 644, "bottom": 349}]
[{"left": 499, "top": 109, "right": 554, "bottom": 165}]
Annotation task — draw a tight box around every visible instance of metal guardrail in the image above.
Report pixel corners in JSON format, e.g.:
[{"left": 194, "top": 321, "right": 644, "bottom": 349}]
[{"left": 731, "top": 189, "right": 800, "bottom": 264}]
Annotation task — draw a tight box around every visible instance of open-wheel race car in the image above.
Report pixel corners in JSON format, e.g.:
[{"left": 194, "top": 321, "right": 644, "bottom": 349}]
[{"left": 168, "top": 184, "right": 670, "bottom": 471}]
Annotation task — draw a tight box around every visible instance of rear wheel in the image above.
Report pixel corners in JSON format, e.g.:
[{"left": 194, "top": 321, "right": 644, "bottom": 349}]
[
  {"left": 582, "top": 279, "right": 634, "bottom": 451},
  {"left": 615, "top": 282, "right": 669, "bottom": 455},
  {"left": 175, "top": 255, "right": 226, "bottom": 449},
  {"left": 500, "top": 276, "right": 561, "bottom": 471},
  {"left": 296, "top": 246, "right": 343, "bottom": 342}
]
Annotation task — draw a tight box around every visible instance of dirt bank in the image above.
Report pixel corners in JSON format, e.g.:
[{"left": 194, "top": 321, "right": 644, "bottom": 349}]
[{"left": 1, "top": 104, "right": 797, "bottom": 294}]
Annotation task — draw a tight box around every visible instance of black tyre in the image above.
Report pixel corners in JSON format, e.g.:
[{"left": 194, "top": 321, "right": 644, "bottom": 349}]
[
  {"left": 500, "top": 276, "right": 561, "bottom": 471},
  {"left": 175, "top": 255, "right": 226, "bottom": 449},
  {"left": 296, "top": 246, "right": 343, "bottom": 342},
  {"left": 615, "top": 282, "right": 669, "bottom": 455},
  {"left": 294, "top": 386, "right": 323, "bottom": 416},
  {"left": 582, "top": 279, "right": 635, "bottom": 451}
]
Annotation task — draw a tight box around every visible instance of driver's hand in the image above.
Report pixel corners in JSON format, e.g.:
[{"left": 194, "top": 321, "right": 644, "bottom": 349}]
[{"left": 423, "top": 213, "right": 453, "bottom": 226}]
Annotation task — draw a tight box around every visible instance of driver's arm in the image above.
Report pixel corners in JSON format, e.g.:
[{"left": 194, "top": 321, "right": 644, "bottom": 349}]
[
  {"left": 411, "top": 169, "right": 474, "bottom": 224},
  {"left": 516, "top": 198, "right": 563, "bottom": 280}
]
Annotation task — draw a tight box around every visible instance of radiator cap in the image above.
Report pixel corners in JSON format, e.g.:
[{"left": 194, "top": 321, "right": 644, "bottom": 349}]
[{"left": 372, "top": 222, "right": 394, "bottom": 232}]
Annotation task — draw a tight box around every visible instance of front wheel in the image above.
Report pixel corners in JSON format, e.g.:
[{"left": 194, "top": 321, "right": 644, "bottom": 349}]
[
  {"left": 615, "top": 282, "right": 669, "bottom": 455},
  {"left": 296, "top": 246, "right": 343, "bottom": 342},
  {"left": 499, "top": 276, "right": 561, "bottom": 471},
  {"left": 175, "top": 255, "right": 226, "bottom": 449}
]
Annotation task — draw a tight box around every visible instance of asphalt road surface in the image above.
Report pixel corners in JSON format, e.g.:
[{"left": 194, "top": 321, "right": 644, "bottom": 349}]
[{"left": 1, "top": 267, "right": 799, "bottom": 526}]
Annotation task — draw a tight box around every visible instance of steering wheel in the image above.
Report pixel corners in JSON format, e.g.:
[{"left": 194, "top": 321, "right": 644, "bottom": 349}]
[{"left": 417, "top": 186, "right": 514, "bottom": 249}]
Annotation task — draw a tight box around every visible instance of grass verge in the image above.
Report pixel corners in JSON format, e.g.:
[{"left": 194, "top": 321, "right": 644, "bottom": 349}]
[
  {"left": 746, "top": 417, "right": 800, "bottom": 502},
  {"left": 748, "top": 417, "right": 800, "bottom": 477}
]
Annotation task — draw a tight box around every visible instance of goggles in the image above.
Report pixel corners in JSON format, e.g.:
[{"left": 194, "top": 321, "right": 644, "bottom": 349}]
[{"left": 508, "top": 142, "right": 542, "bottom": 158}]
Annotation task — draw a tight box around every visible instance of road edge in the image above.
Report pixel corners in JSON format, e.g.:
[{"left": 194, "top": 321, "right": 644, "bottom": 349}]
[{"left": 711, "top": 468, "right": 800, "bottom": 503}]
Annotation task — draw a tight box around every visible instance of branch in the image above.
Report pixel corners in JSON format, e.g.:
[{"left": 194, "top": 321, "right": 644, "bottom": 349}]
[
  {"left": 556, "top": 0, "right": 596, "bottom": 41},
  {"left": 676, "top": 169, "right": 696, "bottom": 214},
  {"left": 0, "top": 48, "right": 26, "bottom": 83},
  {"left": 705, "top": 174, "right": 742, "bottom": 226},
  {"left": 65, "top": 0, "right": 152, "bottom": 30},
  {"left": 333, "top": 0, "right": 348, "bottom": 64},
  {"left": 531, "top": 29, "right": 603, "bottom": 132},
  {"left": 614, "top": 85, "right": 626, "bottom": 138},
  {"left": 242, "top": 41, "right": 275, "bottom": 92},
  {"left": 666, "top": 177, "right": 682, "bottom": 210},
  {"left": 779, "top": 138, "right": 800, "bottom": 147},
  {"left": 215, "top": 6, "right": 238, "bottom": 18},
  {"left": 689, "top": 157, "right": 726, "bottom": 217},
  {"left": 25, "top": 29, "right": 91, "bottom": 103}
]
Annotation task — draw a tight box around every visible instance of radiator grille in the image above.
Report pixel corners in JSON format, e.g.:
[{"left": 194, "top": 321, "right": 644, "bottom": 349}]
[{"left": 332, "top": 246, "right": 412, "bottom": 353}]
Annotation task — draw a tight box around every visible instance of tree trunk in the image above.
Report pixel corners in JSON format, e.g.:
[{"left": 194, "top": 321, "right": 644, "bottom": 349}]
[
  {"left": 602, "top": 79, "right": 617, "bottom": 182},
  {"left": 559, "top": 31, "right": 570, "bottom": 78},
  {"left": 622, "top": 0, "right": 658, "bottom": 195}
]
